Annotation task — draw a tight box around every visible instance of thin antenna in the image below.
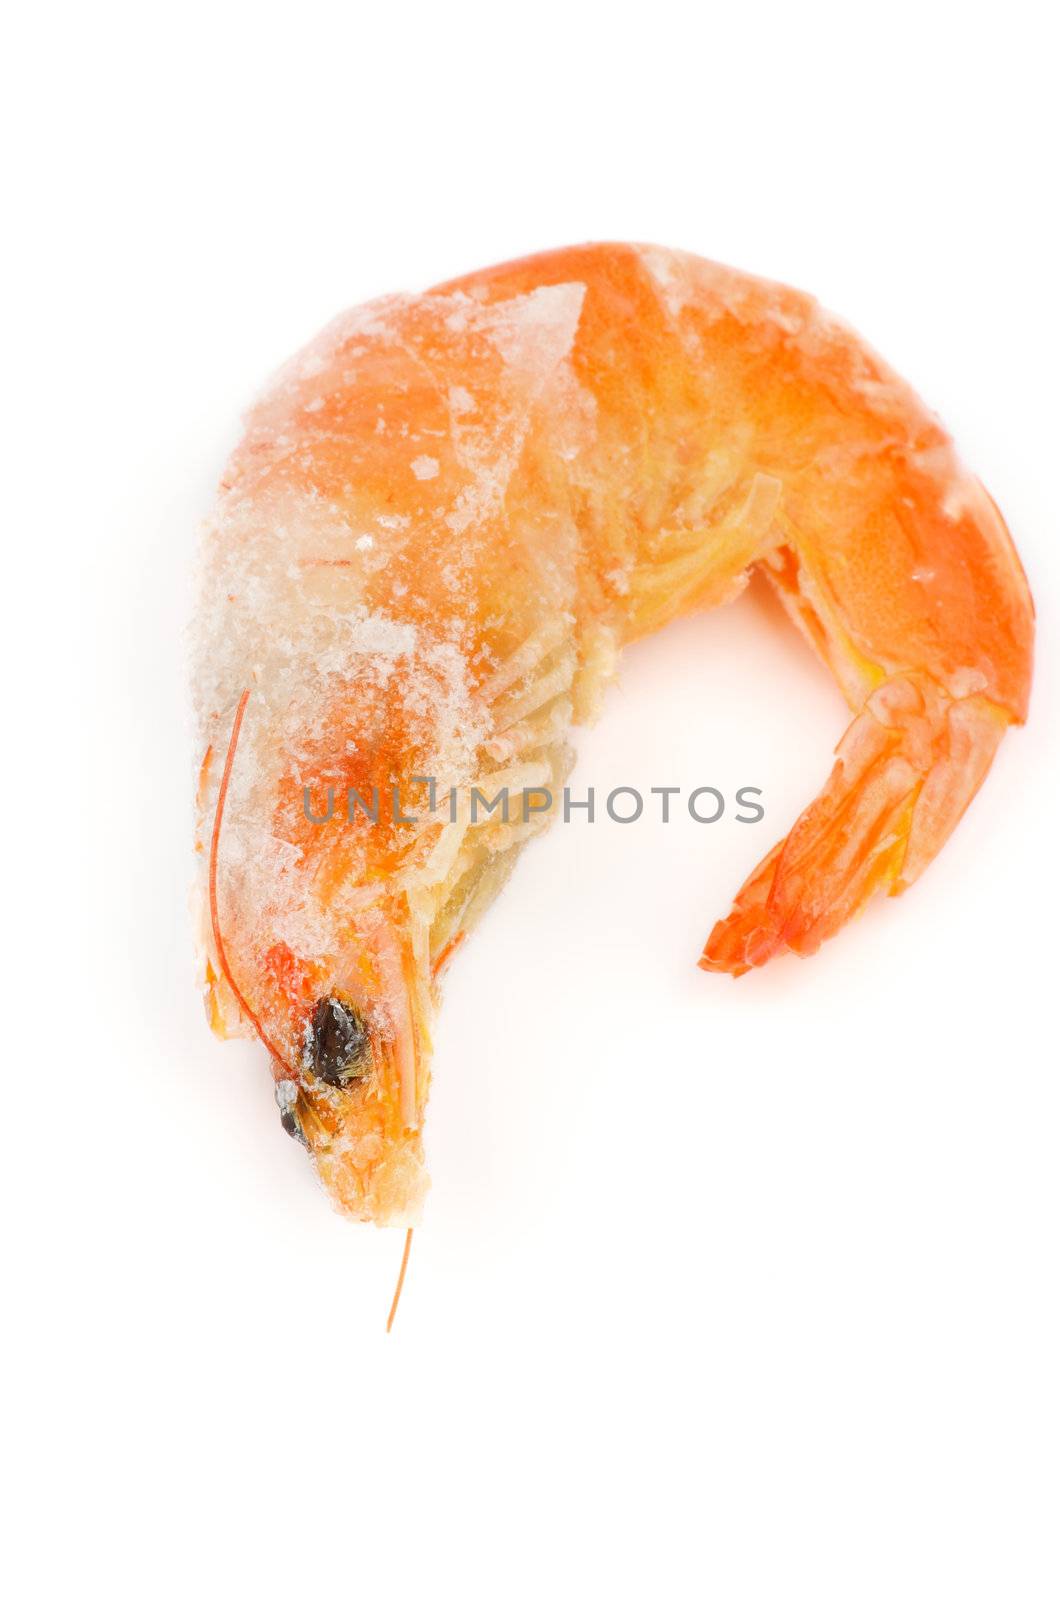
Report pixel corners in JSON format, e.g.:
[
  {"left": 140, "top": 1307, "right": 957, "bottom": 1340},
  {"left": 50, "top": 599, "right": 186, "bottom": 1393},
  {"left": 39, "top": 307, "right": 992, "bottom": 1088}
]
[
  {"left": 387, "top": 1228, "right": 414, "bottom": 1333},
  {"left": 209, "top": 687, "right": 285, "bottom": 1069}
]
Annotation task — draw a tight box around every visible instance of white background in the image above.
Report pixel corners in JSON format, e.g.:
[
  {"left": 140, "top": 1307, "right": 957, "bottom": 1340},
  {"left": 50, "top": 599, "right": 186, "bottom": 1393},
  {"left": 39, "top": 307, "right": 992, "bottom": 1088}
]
[{"left": 5, "top": 4, "right": 1057, "bottom": 1596}]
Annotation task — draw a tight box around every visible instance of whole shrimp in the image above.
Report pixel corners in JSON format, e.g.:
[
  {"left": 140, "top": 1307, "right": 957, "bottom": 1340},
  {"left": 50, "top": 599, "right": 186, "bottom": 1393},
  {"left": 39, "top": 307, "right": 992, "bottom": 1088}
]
[{"left": 193, "top": 244, "right": 1033, "bottom": 1228}]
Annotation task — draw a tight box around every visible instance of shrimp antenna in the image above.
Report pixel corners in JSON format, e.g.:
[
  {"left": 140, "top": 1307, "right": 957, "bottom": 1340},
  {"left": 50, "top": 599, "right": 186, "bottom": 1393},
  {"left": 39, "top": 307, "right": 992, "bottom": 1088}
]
[
  {"left": 209, "top": 687, "right": 285, "bottom": 1070},
  {"left": 386, "top": 1228, "right": 414, "bottom": 1333}
]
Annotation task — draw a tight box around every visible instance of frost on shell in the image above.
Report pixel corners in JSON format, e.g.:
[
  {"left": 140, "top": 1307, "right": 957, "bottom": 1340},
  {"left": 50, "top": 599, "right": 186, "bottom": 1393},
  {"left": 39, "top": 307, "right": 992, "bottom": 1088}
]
[{"left": 191, "top": 277, "right": 594, "bottom": 1097}]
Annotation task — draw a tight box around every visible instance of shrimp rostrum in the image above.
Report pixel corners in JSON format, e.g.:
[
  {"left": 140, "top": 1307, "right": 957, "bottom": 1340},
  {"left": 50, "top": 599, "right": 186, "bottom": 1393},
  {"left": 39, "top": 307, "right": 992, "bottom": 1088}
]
[{"left": 193, "top": 244, "right": 1033, "bottom": 1223}]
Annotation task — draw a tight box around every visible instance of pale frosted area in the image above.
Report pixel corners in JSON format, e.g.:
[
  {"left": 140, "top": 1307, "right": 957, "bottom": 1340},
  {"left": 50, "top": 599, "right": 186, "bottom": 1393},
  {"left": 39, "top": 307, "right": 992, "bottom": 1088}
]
[
  {"left": 193, "top": 281, "right": 592, "bottom": 990},
  {"left": 191, "top": 278, "right": 602, "bottom": 1220}
]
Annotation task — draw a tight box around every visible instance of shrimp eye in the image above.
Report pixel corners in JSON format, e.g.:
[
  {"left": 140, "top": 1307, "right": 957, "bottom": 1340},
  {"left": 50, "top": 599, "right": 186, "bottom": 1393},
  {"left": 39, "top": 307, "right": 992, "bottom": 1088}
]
[{"left": 307, "top": 995, "right": 371, "bottom": 1087}]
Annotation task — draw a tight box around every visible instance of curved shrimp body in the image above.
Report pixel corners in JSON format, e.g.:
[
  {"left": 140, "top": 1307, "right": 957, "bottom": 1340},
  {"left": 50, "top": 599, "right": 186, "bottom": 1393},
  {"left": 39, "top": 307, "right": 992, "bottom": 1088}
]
[{"left": 194, "top": 243, "right": 1033, "bottom": 1222}]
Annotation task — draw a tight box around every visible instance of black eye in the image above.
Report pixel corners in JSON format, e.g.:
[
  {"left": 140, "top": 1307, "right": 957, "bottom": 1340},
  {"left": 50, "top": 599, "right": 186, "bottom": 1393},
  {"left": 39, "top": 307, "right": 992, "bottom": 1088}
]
[{"left": 306, "top": 996, "right": 371, "bottom": 1087}]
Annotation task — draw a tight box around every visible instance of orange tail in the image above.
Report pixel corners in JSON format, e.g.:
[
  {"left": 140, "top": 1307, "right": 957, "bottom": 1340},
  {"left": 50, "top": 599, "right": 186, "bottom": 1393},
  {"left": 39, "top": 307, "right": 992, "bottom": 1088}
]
[{"left": 701, "top": 675, "right": 1009, "bottom": 976}]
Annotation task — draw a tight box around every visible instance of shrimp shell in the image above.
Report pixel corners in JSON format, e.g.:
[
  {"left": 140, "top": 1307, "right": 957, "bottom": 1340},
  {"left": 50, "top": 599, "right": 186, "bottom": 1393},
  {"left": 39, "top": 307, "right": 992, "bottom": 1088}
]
[{"left": 193, "top": 244, "right": 1033, "bottom": 1223}]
